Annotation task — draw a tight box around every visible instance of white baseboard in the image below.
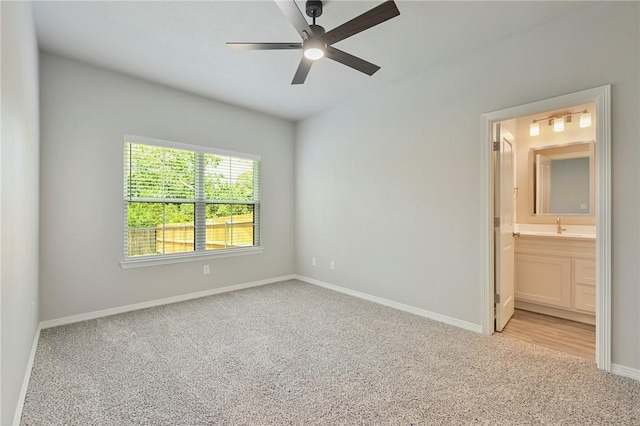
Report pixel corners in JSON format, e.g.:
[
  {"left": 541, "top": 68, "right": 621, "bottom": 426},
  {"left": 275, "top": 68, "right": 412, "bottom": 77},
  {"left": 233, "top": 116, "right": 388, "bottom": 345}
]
[
  {"left": 611, "top": 363, "right": 640, "bottom": 381},
  {"left": 40, "top": 274, "right": 296, "bottom": 329},
  {"left": 13, "top": 324, "right": 41, "bottom": 426},
  {"left": 295, "top": 275, "right": 482, "bottom": 334}
]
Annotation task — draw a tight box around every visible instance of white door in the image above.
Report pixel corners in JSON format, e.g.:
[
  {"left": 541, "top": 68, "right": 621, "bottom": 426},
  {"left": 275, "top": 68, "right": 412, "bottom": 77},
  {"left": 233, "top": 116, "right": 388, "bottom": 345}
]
[{"left": 495, "top": 123, "right": 515, "bottom": 332}]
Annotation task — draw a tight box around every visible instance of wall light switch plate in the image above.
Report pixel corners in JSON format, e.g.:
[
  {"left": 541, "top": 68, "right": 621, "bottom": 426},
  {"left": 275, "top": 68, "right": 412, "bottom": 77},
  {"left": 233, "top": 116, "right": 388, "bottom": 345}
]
[
  {"left": 312, "top": 257, "right": 317, "bottom": 266},
  {"left": 203, "top": 265, "right": 210, "bottom": 275},
  {"left": 330, "top": 261, "right": 335, "bottom": 270}
]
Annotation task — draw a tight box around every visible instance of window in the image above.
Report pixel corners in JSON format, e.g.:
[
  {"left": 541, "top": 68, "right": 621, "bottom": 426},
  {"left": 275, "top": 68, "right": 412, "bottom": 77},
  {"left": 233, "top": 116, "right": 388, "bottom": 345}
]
[{"left": 123, "top": 135, "right": 261, "bottom": 266}]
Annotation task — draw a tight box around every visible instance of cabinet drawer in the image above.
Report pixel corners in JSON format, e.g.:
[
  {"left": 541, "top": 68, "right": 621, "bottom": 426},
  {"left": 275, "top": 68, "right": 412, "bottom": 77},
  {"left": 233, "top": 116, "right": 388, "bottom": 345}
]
[
  {"left": 575, "top": 259, "right": 596, "bottom": 286},
  {"left": 575, "top": 283, "right": 596, "bottom": 313},
  {"left": 515, "top": 254, "right": 571, "bottom": 308}
]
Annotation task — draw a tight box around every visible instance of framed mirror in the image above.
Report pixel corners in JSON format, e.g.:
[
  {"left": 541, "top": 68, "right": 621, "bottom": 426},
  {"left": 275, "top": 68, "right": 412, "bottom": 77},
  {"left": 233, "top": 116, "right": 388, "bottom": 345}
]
[{"left": 530, "top": 141, "right": 595, "bottom": 216}]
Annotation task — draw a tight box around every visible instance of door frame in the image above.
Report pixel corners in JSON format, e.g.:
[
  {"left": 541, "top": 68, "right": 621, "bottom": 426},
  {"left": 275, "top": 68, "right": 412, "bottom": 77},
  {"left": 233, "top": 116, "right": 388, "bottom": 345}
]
[{"left": 479, "top": 85, "right": 611, "bottom": 371}]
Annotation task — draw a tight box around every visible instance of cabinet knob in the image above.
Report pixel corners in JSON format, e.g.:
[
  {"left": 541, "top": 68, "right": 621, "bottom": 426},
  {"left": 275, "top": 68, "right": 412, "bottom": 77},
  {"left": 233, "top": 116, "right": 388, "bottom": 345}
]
[{"left": 513, "top": 232, "right": 521, "bottom": 237}]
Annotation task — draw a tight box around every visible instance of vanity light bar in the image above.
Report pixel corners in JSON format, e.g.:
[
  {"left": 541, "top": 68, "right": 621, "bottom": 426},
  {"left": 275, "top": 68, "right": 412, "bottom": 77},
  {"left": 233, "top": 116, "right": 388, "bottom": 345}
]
[{"left": 529, "top": 109, "right": 591, "bottom": 136}]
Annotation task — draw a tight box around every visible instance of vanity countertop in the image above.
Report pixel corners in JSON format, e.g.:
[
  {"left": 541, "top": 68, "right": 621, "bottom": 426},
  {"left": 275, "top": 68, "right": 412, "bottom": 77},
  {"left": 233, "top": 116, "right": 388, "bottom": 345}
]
[
  {"left": 518, "top": 231, "right": 595, "bottom": 240},
  {"left": 515, "top": 224, "right": 596, "bottom": 240}
]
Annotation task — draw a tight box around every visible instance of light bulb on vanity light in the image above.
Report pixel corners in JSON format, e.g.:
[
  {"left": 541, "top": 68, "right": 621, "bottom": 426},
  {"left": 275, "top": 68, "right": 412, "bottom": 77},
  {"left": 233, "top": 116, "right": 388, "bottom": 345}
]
[
  {"left": 580, "top": 112, "right": 592, "bottom": 128},
  {"left": 529, "top": 122, "right": 540, "bottom": 136},
  {"left": 553, "top": 117, "right": 565, "bottom": 132}
]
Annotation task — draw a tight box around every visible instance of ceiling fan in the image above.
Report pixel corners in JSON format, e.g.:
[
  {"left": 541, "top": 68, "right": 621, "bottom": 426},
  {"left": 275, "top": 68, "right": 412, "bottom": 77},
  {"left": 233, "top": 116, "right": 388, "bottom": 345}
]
[{"left": 227, "top": 0, "right": 400, "bottom": 85}]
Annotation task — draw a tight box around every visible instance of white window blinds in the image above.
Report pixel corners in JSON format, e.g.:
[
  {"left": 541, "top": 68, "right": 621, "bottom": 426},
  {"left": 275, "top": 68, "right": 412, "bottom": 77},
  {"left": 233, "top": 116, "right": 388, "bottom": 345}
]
[{"left": 123, "top": 135, "right": 260, "bottom": 260}]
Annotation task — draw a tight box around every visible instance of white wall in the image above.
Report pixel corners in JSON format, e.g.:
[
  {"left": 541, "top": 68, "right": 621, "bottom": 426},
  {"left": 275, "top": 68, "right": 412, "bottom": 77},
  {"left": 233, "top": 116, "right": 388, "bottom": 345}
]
[
  {"left": 1, "top": 1, "right": 41, "bottom": 424},
  {"left": 295, "top": 2, "right": 640, "bottom": 369},
  {"left": 39, "top": 53, "right": 295, "bottom": 321}
]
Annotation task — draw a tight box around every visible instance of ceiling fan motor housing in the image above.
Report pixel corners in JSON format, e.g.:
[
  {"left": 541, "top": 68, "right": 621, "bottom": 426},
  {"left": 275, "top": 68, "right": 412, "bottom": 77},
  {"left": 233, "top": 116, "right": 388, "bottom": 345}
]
[
  {"left": 309, "top": 24, "right": 325, "bottom": 37},
  {"left": 306, "top": 1, "right": 323, "bottom": 18}
]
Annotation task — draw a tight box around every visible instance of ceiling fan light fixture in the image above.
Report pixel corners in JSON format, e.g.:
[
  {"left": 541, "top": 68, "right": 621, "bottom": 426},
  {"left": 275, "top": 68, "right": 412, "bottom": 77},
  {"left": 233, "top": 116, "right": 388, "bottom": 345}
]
[
  {"left": 304, "top": 47, "right": 324, "bottom": 60},
  {"left": 303, "top": 39, "right": 326, "bottom": 60}
]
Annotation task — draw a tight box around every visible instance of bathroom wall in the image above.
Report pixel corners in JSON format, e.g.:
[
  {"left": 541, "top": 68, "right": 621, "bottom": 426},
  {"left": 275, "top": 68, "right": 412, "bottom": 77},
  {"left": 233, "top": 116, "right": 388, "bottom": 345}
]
[{"left": 515, "top": 102, "right": 596, "bottom": 225}]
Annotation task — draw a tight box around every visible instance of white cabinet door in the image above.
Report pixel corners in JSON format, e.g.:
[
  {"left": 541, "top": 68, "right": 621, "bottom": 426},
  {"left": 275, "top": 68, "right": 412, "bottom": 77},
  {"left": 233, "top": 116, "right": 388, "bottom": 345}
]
[{"left": 515, "top": 254, "right": 571, "bottom": 308}]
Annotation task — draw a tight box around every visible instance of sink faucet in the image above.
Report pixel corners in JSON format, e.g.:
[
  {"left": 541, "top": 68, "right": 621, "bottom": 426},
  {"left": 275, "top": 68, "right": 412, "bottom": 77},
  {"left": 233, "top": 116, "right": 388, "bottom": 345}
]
[{"left": 556, "top": 217, "right": 567, "bottom": 234}]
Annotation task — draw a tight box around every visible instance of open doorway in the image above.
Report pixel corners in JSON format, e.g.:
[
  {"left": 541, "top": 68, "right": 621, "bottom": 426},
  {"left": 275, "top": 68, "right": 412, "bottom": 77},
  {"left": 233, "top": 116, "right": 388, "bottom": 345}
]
[
  {"left": 495, "top": 104, "right": 597, "bottom": 360},
  {"left": 480, "top": 86, "right": 611, "bottom": 371}
]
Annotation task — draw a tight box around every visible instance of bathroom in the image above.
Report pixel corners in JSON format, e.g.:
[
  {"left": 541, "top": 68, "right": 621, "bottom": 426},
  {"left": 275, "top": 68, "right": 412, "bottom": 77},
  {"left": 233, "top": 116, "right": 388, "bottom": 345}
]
[{"left": 496, "top": 101, "right": 597, "bottom": 360}]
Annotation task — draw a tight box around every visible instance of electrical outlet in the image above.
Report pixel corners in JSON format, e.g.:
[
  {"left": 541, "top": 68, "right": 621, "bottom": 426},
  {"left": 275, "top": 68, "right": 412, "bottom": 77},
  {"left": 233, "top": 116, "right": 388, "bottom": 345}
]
[
  {"left": 330, "top": 261, "right": 335, "bottom": 270},
  {"left": 203, "top": 265, "right": 210, "bottom": 275},
  {"left": 312, "top": 257, "right": 317, "bottom": 266}
]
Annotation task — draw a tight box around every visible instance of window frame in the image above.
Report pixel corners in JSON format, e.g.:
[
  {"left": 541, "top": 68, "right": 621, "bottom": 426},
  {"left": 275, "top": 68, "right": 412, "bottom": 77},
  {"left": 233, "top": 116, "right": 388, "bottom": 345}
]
[{"left": 121, "top": 135, "right": 262, "bottom": 269}]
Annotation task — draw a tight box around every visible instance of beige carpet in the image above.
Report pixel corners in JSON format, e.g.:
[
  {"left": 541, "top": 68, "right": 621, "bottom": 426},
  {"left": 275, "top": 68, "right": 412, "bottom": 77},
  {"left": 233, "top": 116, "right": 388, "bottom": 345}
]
[{"left": 21, "top": 280, "right": 640, "bottom": 425}]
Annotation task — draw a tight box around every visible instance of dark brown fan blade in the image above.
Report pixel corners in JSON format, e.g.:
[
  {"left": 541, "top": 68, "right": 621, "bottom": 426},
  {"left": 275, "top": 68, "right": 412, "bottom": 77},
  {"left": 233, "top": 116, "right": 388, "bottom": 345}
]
[
  {"left": 325, "top": 46, "right": 380, "bottom": 76},
  {"left": 292, "top": 57, "right": 313, "bottom": 85},
  {"left": 226, "top": 42, "right": 302, "bottom": 51},
  {"left": 274, "top": 0, "right": 313, "bottom": 40},
  {"left": 323, "top": 1, "right": 400, "bottom": 46}
]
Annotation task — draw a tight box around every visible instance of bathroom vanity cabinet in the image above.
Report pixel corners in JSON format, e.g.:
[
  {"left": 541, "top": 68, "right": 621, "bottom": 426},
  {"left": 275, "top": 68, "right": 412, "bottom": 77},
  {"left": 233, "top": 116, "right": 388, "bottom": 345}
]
[{"left": 514, "top": 234, "right": 596, "bottom": 325}]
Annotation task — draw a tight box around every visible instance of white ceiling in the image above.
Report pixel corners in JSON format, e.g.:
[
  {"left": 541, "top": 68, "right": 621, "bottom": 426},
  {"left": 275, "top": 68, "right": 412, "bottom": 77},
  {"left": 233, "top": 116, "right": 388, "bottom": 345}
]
[{"left": 32, "top": 1, "right": 594, "bottom": 121}]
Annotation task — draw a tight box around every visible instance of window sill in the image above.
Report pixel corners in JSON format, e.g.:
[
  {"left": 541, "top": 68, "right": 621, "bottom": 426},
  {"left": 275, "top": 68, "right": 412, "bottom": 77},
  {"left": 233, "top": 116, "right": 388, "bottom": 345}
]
[{"left": 120, "top": 246, "right": 263, "bottom": 269}]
